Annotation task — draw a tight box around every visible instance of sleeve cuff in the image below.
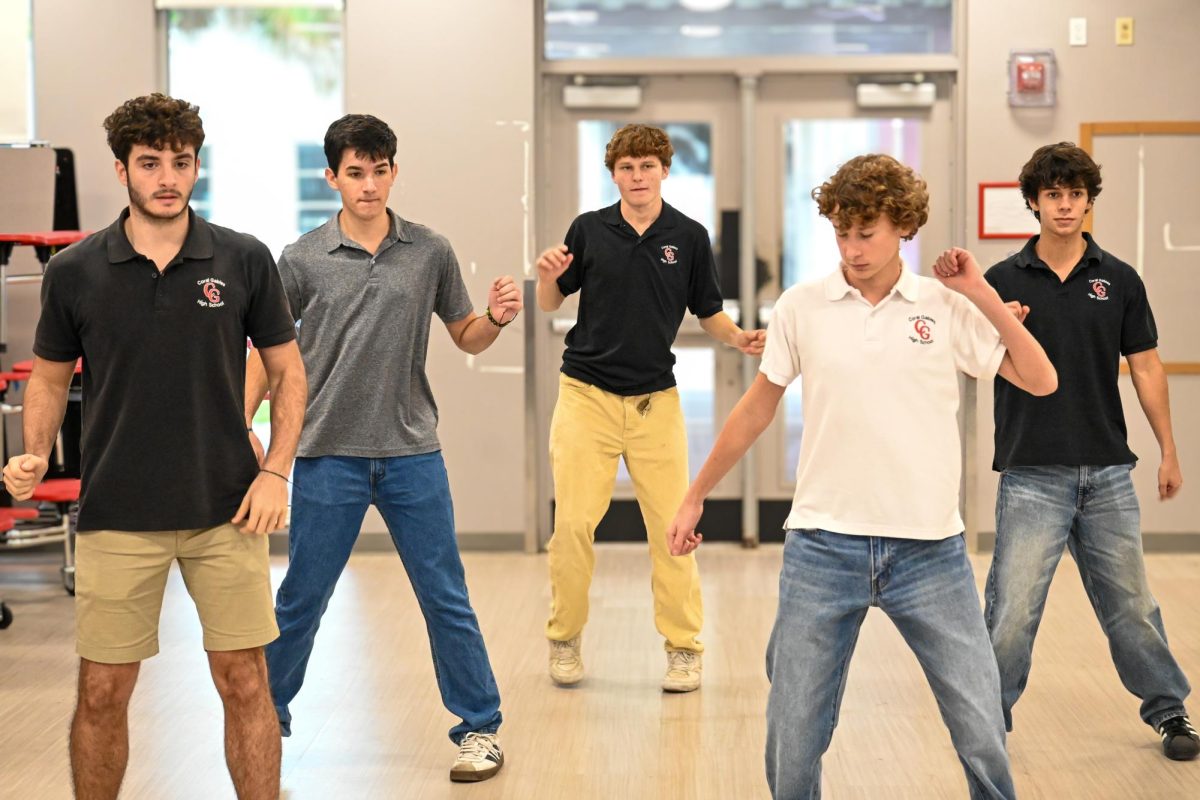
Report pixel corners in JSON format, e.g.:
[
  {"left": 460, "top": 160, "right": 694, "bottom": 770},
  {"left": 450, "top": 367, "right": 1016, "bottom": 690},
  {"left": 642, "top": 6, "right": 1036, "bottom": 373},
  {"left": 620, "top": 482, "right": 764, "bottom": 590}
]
[{"left": 248, "top": 327, "right": 297, "bottom": 349}]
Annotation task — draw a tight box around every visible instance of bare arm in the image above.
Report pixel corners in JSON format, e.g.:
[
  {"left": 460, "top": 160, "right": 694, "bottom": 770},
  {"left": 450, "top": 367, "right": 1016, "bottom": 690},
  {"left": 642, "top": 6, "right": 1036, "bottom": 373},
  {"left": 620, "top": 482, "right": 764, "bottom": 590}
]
[
  {"left": 1127, "top": 348, "right": 1182, "bottom": 500},
  {"left": 445, "top": 275, "right": 523, "bottom": 355},
  {"left": 2, "top": 358, "right": 75, "bottom": 499},
  {"left": 698, "top": 310, "right": 767, "bottom": 356},
  {"left": 667, "top": 374, "right": 786, "bottom": 555},
  {"left": 232, "top": 340, "right": 307, "bottom": 534},
  {"left": 244, "top": 347, "right": 270, "bottom": 427},
  {"left": 934, "top": 248, "right": 1058, "bottom": 396}
]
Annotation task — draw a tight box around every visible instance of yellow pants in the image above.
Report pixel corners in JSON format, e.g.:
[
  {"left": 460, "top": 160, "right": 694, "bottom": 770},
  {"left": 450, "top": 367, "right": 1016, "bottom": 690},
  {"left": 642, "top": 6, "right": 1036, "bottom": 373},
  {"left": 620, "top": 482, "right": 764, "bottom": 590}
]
[{"left": 546, "top": 373, "right": 703, "bottom": 652}]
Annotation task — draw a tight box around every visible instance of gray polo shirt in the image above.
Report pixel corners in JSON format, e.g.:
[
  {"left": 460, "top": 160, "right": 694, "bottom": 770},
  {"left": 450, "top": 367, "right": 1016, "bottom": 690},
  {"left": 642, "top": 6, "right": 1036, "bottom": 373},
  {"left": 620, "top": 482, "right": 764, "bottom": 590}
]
[{"left": 278, "top": 211, "right": 473, "bottom": 457}]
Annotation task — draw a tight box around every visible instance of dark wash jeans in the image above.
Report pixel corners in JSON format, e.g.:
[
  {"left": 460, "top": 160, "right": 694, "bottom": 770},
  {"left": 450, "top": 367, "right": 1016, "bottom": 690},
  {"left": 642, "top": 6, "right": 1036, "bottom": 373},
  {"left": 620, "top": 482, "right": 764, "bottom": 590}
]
[{"left": 265, "top": 452, "right": 503, "bottom": 743}]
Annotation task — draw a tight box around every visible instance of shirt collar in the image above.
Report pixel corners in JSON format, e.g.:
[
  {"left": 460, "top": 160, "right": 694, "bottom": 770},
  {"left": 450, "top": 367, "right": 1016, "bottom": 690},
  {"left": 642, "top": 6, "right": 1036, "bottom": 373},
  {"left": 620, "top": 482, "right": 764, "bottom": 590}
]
[
  {"left": 105, "top": 207, "right": 213, "bottom": 264},
  {"left": 1015, "top": 232, "right": 1104, "bottom": 270},
  {"left": 321, "top": 208, "right": 412, "bottom": 254},
  {"left": 599, "top": 200, "right": 679, "bottom": 233},
  {"left": 823, "top": 261, "right": 919, "bottom": 302}
]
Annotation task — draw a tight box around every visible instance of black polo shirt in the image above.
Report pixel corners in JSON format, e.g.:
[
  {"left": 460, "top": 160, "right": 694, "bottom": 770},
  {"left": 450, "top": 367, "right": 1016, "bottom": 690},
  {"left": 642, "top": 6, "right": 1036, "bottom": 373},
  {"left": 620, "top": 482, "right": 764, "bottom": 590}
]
[
  {"left": 33, "top": 208, "right": 296, "bottom": 531},
  {"left": 556, "top": 201, "right": 724, "bottom": 395},
  {"left": 985, "top": 233, "right": 1157, "bottom": 470}
]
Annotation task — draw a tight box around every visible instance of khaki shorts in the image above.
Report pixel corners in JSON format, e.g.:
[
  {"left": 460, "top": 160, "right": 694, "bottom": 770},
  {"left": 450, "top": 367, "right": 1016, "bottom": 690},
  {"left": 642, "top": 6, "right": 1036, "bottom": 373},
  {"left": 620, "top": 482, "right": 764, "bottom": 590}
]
[{"left": 75, "top": 524, "right": 278, "bottom": 664}]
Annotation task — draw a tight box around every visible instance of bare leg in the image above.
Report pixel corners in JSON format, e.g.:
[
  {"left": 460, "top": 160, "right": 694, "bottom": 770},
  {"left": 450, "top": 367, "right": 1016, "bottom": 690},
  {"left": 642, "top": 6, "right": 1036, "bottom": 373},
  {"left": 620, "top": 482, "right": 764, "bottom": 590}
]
[
  {"left": 208, "top": 648, "right": 281, "bottom": 800},
  {"left": 71, "top": 658, "right": 141, "bottom": 800}
]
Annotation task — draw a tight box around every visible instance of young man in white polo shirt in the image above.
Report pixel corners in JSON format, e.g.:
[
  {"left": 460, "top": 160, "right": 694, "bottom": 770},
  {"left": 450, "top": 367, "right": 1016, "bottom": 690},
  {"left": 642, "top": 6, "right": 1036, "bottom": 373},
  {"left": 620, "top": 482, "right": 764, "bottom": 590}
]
[{"left": 668, "top": 154, "right": 1057, "bottom": 799}]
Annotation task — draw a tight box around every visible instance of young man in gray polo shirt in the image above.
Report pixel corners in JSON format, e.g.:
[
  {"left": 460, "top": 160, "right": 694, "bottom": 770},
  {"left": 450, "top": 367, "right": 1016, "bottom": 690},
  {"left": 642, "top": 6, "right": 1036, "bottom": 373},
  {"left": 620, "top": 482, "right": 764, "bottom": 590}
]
[{"left": 245, "top": 114, "right": 518, "bottom": 782}]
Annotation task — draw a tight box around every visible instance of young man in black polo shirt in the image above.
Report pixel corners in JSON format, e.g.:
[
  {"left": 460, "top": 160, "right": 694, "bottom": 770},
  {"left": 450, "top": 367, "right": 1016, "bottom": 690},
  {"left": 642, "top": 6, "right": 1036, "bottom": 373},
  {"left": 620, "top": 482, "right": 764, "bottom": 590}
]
[
  {"left": 981, "top": 142, "right": 1198, "bottom": 760},
  {"left": 2, "top": 94, "right": 306, "bottom": 799},
  {"left": 535, "top": 123, "right": 765, "bottom": 692}
]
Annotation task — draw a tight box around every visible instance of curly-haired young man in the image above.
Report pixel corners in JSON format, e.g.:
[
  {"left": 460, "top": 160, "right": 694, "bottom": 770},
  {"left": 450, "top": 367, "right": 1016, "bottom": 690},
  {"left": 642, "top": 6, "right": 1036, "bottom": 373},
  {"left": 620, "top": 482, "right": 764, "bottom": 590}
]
[
  {"left": 981, "top": 142, "right": 1198, "bottom": 761},
  {"left": 2, "top": 93, "right": 306, "bottom": 800},
  {"left": 668, "top": 154, "right": 1057, "bottom": 799},
  {"left": 535, "top": 123, "right": 765, "bottom": 692}
]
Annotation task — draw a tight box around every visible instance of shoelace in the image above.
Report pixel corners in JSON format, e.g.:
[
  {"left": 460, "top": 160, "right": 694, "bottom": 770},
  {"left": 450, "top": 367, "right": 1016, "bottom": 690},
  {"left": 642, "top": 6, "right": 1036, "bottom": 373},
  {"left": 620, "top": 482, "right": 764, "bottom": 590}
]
[
  {"left": 667, "top": 651, "right": 698, "bottom": 672},
  {"left": 1160, "top": 717, "right": 1198, "bottom": 739},
  {"left": 551, "top": 639, "right": 580, "bottom": 665},
  {"left": 457, "top": 733, "right": 500, "bottom": 762}
]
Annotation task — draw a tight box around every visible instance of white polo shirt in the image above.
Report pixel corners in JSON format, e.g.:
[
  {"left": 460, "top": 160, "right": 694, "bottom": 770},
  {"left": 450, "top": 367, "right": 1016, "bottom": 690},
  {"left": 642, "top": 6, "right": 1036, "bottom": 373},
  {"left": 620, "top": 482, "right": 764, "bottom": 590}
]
[{"left": 761, "top": 266, "right": 1006, "bottom": 541}]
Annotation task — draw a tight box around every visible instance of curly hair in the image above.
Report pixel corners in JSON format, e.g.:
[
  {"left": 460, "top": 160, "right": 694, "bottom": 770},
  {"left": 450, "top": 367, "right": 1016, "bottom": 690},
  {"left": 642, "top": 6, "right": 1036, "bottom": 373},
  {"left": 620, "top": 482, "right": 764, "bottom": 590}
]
[
  {"left": 1018, "top": 142, "right": 1102, "bottom": 220},
  {"left": 103, "top": 94, "right": 205, "bottom": 165},
  {"left": 324, "top": 114, "right": 397, "bottom": 174},
  {"left": 811, "top": 154, "right": 928, "bottom": 240},
  {"left": 604, "top": 124, "right": 673, "bottom": 172}
]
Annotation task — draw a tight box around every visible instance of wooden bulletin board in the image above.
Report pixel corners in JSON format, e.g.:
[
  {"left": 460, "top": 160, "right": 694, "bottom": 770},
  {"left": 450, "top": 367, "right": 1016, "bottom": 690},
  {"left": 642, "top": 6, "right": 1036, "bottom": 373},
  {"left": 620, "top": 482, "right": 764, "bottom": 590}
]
[{"left": 1081, "top": 121, "right": 1200, "bottom": 375}]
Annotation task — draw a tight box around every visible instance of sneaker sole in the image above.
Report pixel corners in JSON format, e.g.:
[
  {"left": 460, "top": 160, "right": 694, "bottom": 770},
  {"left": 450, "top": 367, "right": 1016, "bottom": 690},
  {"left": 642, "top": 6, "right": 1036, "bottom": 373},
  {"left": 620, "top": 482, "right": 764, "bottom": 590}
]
[
  {"left": 662, "top": 682, "right": 701, "bottom": 693},
  {"left": 450, "top": 761, "right": 503, "bottom": 782},
  {"left": 1164, "top": 742, "right": 1199, "bottom": 761},
  {"left": 550, "top": 672, "right": 584, "bottom": 686}
]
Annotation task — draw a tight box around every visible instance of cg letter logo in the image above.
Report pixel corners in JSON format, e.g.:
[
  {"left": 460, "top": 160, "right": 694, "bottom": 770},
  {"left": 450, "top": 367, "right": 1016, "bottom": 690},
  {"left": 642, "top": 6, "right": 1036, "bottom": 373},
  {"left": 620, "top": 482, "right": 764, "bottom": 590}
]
[
  {"left": 908, "top": 315, "right": 936, "bottom": 345},
  {"left": 1088, "top": 278, "right": 1111, "bottom": 301},
  {"left": 660, "top": 245, "right": 679, "bottom": 265},
  {"left": 196, "top": 277, "right": 227, "bottom": 308}
]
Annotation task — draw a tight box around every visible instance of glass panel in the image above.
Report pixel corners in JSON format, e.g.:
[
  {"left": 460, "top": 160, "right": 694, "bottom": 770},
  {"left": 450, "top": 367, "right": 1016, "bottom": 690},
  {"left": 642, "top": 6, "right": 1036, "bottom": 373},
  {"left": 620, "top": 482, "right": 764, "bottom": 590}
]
[
  {"left": 545, "top": 0, "right": 953, "bottom": 60},
  {"left": 577, "top": 121, "right": 715, "bottom": 238},
  {"left": 167, "top": 7, "right": 344, "bottom": 255},
  {"left": 779, "top": 117, "right": 921, "bottom": 483},
  {"left": 0, "top": 0, "right": 34, "bottom": 142},
  {"left": 616, "top": 346, "right": 716, "bottom": 485},
  {"left": 782, "top": 117, "right": 922, "bottom": 288}
]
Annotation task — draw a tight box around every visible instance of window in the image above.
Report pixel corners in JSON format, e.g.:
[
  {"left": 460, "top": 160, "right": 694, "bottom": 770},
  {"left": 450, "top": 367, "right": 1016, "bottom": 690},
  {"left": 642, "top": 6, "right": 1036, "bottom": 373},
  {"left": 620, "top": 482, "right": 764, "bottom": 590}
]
[
  {"left": 165, "top": 5, "right": 344, "bottom": 255},
  {"left": 0, "top": 0, "right": 34, "bottom": 143},
  {"left": 545, "top": 0, "right": 954, "bottom": 60}
]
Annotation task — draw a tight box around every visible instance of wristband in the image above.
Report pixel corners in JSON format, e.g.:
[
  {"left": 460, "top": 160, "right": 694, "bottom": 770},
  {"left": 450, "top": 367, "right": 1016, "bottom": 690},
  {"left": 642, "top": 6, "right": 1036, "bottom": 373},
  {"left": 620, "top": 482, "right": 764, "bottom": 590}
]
[
  {"left": 485, "top": 305, "right": 516, "bottom": 328},
  {"left": 260, "top": 468, "right": 290, "bottom": 484}
]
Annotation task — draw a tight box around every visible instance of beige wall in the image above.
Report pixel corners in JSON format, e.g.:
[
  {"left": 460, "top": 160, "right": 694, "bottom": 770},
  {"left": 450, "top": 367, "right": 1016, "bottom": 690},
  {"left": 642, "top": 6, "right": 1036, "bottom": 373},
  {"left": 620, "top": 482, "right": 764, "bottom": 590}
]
[
  {"left": 29, "top": 1, "right": 533, "bottom": 542},
  {"left": 23, "top": 1, "right": 1199, "bottom": 544},
  {"left": 964, "top": 0, "right": 1200, "bottom": 540}
]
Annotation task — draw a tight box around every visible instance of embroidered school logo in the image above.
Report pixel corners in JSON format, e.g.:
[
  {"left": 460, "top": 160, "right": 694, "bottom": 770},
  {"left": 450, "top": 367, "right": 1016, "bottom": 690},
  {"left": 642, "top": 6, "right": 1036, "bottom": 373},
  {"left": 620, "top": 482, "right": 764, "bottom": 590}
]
[
  {"left": 908, "top": 315, "right": 936, "bottom": 345},
  {"left": 197, "top": 277, "right": 227, "bottom": 309},
  {"left": 660, "top": 245, "right": 679, "bottom": 265},
  {"left": 1089, "top": 279, "right": 1110, "bottom": 301}
]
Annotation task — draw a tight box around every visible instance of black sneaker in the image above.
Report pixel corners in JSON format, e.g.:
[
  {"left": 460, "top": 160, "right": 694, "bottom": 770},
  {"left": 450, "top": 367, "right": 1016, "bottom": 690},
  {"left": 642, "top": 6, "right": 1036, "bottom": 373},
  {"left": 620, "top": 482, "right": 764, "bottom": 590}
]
[{"left": 1159, "top": 715, "right": 1199, "bottom": 761}]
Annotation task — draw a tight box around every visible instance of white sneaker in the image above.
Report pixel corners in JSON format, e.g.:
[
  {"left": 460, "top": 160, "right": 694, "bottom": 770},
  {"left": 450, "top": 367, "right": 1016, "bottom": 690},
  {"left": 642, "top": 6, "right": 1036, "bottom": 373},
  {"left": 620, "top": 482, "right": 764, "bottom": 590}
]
[
  {"left": 662, "top": 650, "right": 702, "bottom": 693},
  {"left": 549, "top": 636, "right": 584, "bottom": 685},
  {"left": 449, "top": 732, "right": 504, "bottom": 782}
]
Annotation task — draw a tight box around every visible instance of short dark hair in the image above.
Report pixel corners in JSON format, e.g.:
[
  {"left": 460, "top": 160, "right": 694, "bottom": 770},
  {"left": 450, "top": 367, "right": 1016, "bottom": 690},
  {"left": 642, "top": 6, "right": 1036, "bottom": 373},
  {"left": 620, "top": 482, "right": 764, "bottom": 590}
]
[
  {"left": 103, "top": 93, "right": 205, "bottom": 165},
  {"left": 1018, "top": 142, "right": 1102, "bottom": 219},
  {"left": 323, "top": 114, "right": 397, "bottom": 174},
  {"left": 812, "top": 154, "right": 929, "bottom": 240}
]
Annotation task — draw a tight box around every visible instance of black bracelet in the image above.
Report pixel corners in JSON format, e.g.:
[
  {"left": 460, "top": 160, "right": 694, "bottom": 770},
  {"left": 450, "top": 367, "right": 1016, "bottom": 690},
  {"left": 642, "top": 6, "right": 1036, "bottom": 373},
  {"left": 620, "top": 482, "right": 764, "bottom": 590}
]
[
  {"left": 260, "top": 468, "right": 291, "bottom": 484},
  {"left": 485, "top": 305, "right": 516, "bottom": 328}
]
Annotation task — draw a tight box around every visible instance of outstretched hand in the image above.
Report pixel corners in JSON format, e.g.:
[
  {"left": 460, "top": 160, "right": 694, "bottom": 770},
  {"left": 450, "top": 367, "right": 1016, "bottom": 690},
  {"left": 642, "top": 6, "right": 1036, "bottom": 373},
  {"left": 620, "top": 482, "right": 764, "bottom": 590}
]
[
  {"left": 488, "top": 275, "right": 523, "bottom": 325},
  {"left": 535, "top": 245, "right": 573, "bottom": 284},
  {"left": 2, "top": 454, "right": 49, "bottom": 501},
  {"left": 667, "top": 499, "right": 704, "bottom": 557},
  {"left": 734, "top": 328, "right": 767, "bottom": 357},
  {"left": 931, "top": 247, "right": 987, "bottom": 295}
]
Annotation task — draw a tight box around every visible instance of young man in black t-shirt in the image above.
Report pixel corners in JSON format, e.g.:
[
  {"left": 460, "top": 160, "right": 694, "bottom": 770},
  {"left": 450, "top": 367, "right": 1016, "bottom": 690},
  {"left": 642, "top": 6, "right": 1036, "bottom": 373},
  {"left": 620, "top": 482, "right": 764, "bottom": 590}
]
[
  {"left": 535, "top": 124, "right": 765, "bottom": 692},
  {"left": 982, "top": 142, "right": 1198, "bottom": 760},
  {"left": 2, "top": 94, "right": 306, "bottom": 798}
]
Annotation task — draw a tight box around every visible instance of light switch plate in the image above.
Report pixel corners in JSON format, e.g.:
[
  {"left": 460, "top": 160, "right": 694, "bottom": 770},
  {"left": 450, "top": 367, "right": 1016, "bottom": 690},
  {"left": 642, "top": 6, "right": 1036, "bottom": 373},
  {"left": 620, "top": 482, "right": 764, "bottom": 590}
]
[
  {"left": 1069, "top": 17, "right": 1087, "bottom": 46},
  {"left": 1116, "top": 17, "right": 1134, "bottom": 45}
]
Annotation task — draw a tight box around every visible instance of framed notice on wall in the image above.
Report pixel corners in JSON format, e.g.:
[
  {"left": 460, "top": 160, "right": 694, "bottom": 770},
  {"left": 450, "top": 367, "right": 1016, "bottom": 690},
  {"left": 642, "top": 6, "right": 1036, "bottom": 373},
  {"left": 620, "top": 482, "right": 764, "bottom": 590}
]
[{"left": 979, "top": 182, "right": 1040, "bottom": 239}]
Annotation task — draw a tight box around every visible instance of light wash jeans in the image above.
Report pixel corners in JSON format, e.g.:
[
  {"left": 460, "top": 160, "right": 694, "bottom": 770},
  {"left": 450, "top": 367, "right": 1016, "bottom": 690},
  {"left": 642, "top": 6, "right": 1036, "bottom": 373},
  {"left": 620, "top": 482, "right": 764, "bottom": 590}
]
[
  {"left": 766, "top": 529, "right": 1015, "bottom": 800},
  {"left": 985, "top": 464, "right": 1190, "bottom": 731}
]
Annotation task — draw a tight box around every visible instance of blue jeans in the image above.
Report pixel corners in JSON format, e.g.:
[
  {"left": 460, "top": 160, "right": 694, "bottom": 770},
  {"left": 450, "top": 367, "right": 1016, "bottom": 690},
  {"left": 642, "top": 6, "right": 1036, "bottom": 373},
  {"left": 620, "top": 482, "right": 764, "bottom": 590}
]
[
  {"left": 985, "top": 464, "right": 1190, "bottom": 731},
  {"left": 265, "top": 453, "right": 503, "bottom": 743},
  {"left": 766, "top": 530, "right": 1014, "bottom": 800}
]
